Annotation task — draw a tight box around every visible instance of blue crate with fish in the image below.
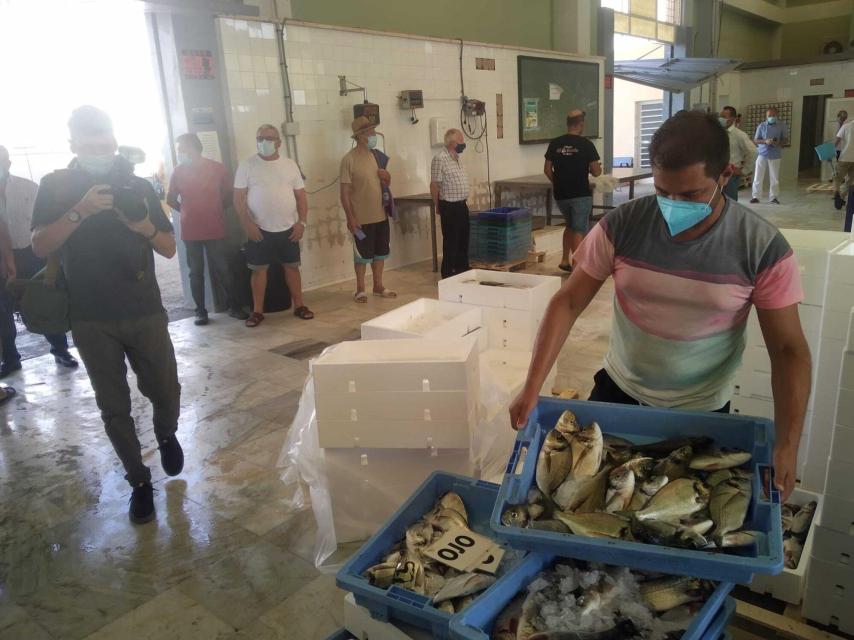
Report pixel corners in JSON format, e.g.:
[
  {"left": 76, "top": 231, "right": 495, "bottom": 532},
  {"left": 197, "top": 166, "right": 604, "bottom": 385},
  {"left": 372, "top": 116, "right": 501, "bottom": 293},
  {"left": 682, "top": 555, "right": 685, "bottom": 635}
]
[
  {"left": 469, "top": 207, "right": 532, "bottom": 264},
  {"left": 702, "top": 596, "right": 736, "bottom": 640},
  {"left": 325, "top": 629, "right": 355, "bottom": 640},
  {"left": 337, "top": 472, "right": 527, "bottom": 639},
  {"left": 449, "top": 552, "right": 735, "bottom": 640},
  {"left": 490, "top": 397, "right": 783, "bottom": 584}
]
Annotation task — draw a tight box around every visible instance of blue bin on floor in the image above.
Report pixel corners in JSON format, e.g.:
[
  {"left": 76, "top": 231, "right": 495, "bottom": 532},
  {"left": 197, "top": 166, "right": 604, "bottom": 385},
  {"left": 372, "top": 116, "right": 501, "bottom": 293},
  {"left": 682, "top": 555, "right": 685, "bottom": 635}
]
[
  {"left": 702, "top": 596, "right": 736, "bottom": 639},
  {"left": 490, "top": 397, "right": 783, "bottom": 583},
  {"left": 449, "top": 553, "right": 734, "bottom": 640},
  {"left": 337, "top": 472, "right": 526, "bottom": 639},
  {"left": 325, "top": 629, "right": 354, "bottom": 640}
]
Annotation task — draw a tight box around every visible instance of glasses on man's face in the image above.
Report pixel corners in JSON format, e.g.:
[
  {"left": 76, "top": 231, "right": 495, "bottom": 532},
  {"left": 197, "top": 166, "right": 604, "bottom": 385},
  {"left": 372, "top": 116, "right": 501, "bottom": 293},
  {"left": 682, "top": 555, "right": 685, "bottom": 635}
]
[{"left": 257, "top": 136, "right": 280, "bottom": 143}]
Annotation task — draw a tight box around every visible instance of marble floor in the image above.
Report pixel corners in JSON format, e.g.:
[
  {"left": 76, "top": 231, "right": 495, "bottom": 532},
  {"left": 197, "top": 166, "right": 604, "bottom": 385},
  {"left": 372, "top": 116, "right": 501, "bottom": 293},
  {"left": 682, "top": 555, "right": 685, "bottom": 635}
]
[{"left": 0, "top": 182, "right": 843, "bottom": 640}]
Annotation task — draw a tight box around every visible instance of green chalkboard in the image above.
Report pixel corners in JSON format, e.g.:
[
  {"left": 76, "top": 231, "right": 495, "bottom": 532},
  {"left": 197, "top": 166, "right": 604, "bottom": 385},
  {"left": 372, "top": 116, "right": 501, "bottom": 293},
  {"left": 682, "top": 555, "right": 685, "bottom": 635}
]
[{"left": 517, "top": 55, "right": 600, "bottom": 144}]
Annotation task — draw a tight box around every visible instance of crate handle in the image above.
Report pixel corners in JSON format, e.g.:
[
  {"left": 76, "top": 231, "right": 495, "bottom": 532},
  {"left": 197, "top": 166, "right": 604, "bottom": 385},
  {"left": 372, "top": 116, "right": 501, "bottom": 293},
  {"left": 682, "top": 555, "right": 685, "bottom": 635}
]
[
  {"left": 504, "top": 440, "right": 529, "bottom": 476},
  {"left": 757, "top": 464, "right": 780, "bottom": 504},
  {"left": 387, "top": 585, "right": 431, "bottom": 609}
]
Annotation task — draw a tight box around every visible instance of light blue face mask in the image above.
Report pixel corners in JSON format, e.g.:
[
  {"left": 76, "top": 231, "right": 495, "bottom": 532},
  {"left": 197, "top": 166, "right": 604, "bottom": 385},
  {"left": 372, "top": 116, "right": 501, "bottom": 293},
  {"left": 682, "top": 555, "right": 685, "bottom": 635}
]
[
  {"left": 657, "top": 182, "right": 721, "bottom": 237},
  {"left": 718, "top": 116, "right": 730, "bottom": 129},
  {"left": 366, "top": 135, "right": 378, "bottom": 149},
  {"left": 257, "top": 140, "right": 277, "bottom": 157},
  {"left": 77, "top": 154, "right": 115, "bottom": 177},
  {"left": 177, "top": 153, "right": 192, "bottom": 165},
  {"left": 767, "top": 116, "right": 777, "bottom": 124}
]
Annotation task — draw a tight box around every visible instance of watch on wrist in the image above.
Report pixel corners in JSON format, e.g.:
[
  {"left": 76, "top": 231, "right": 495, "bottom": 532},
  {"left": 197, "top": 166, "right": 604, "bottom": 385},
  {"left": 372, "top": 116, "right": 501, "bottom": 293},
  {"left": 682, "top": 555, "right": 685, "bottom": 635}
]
[
  {"left": 68, "top": 210, "right": 82, "bottom": 223},
  {"left": 296, "top": 220, "right": 306, "bottom": 228}
]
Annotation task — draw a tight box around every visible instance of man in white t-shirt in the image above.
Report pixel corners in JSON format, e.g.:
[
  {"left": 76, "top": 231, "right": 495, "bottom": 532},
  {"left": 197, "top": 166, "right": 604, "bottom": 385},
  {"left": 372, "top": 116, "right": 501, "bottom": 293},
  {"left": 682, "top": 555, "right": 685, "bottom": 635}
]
[
  {"left": 234, "top": 124, "right": 313, "bottom": 326},
  {"left": 834, "top": 119, "right": 854, "bottom": 210}
]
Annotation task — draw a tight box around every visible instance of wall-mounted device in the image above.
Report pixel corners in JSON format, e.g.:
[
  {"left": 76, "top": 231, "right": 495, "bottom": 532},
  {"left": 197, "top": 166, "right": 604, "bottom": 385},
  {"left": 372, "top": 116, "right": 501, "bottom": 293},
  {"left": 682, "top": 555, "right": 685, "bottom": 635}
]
[
  {"left": 398, "top": 90, "right": 424, "bottom": 110},
  {"left": 462, "top": 96, "right": 486, "bottom": 116}
]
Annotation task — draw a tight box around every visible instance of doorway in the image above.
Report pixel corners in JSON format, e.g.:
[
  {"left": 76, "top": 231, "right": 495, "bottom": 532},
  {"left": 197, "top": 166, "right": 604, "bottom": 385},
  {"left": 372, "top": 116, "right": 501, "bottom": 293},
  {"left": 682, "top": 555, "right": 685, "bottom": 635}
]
[{"left": 799, "top": 94, "right": 832, "bottom": 179}]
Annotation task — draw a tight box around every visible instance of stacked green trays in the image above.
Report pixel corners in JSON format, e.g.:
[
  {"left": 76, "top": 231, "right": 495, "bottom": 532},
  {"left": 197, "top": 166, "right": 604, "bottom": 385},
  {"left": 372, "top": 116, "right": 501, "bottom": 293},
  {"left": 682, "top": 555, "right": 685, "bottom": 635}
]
[{"left": 469, "top": 207, "right": 531, "bottom": 264}]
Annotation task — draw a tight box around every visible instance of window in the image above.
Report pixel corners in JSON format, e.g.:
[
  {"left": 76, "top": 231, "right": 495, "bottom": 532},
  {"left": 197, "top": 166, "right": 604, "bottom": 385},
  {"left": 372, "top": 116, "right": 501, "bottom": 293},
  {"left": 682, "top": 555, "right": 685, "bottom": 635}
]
[
  {"left": 601, "top": 0, "right": 682, "bottom": 43},
  {"left": 636, "top": 100, "right": 665, "bottom": 169}
]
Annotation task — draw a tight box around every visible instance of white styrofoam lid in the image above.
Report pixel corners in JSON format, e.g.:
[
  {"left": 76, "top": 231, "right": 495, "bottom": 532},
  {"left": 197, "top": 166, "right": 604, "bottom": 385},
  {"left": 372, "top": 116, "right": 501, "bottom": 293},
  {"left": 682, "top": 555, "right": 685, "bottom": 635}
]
[{"left": 315, "top": 338, "right": 477, "bottom": 364}]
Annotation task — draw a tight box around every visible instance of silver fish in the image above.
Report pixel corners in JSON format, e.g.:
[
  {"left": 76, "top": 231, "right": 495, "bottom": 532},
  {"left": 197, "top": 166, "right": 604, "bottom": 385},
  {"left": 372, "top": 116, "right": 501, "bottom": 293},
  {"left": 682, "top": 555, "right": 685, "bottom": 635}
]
[
  {"left": 423, "top": 570, "right": 446, "bottom": 597},
  {"left": 709, "top": 478, "right": 751, "bottom": 538},
  {"left": 432, "top": 572, "right": 495, "bottom": 604},
  {"left": 717, "top": 530, "right": 761, "bottom": 548},
  {"left": 784, "top": 535, "right": 804, "bottom": 569},
  {"left": 529, "top": 519, "right": 571, "bottom": 533},
  {"left": 636, "top": 478, "right": 709, "bottom": 522},
  {"left": 790, "top": 501, "right": 817, "bottom": 539},
  {"left": 630, "top": 517, "right": 709, "bottom": 549},
  {"left": 365, "top": 562, "right": 397, "bottom": 588},
  {"left": 615, "top": 456, "right": 655, "bottom": 480},
  {"left": 605, "top": 468, "right": 635, "bottom": 513},
  {"left": 553, "top": 465, "right": 611, "bottom": 513},
  {"left": 436, "top": 600, "right": 455, "bottom": 614},
  {"left": 405, "top": 520, "right": 434, "bottom": 552},
  {"left": 689, "top": 448, "right": 752, "bottom": 471},
  {"left": 501, "top": 504, "right": 530, "bottom": 528},
  {"left": 640, "top": 576, "right": 709, "bottom": 613},
  {"left": 431, "top": 508, "right": 470, "bottom": 532},
  {"left": 536, "top": 430, "right": 574, "bottom": 494},
  {"left": 553, "top": 511, "right": 630, "bottom": 539},
  {"left": 437, "top": 492, "right": 468, "bottom": 523},
  {"left": 556, "top": 410, "right": 581, "bottom": 435},
  {"left": 781, "top": 503, "right": 795, "bottom": 533},
  {"left": 630, "top": 436, "right": 712, "bottom": 456},
  {"left": 705, "top": 468, "right": 750, "bottom": 488},
  {"left": 653, "top": 446, "right": 693, "bottom": 481},
  {"left": 568, "top": 422, "right": 604, "bottom": 478},
  {"left": 628, "top": 475, "right": 669, "bottom": 511}
]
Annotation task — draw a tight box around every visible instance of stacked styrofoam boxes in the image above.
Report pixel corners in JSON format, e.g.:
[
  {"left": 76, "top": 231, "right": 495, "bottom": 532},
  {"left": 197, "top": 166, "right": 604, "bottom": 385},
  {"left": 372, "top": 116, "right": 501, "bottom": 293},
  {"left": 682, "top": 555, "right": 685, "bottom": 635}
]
[
  {"left": 731, "top": 229, "right": 850, "bottom": 487},
  {"left": 361, "top": 298, "right": 486, "bottom": 351},
  {"left": 802, "top": 306, "right": 854, "bottom": 634},
  {"left": 438, "top": 270, "right": 562, "bottom": 394},
  {"left": 312, "top": 338, "right": 479, "bottom": 543}
]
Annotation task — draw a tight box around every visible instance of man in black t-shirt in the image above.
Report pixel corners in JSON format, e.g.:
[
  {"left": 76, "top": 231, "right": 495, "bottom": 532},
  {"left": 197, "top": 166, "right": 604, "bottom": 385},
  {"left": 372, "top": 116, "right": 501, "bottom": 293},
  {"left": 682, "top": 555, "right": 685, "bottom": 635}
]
[
  {"left": 544, "top": 110, "right": 602, "bottom": 272},
  {"left": 31, "top": 106, "right": 183, "bottom": 525}
]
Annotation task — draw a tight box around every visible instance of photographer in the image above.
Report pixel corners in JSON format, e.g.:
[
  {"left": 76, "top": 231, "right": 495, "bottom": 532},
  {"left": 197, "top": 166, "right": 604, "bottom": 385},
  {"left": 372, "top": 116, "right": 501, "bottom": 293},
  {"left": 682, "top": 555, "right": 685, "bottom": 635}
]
[{"left": 31, "top": 106, "right": 183, "bottom": 525}]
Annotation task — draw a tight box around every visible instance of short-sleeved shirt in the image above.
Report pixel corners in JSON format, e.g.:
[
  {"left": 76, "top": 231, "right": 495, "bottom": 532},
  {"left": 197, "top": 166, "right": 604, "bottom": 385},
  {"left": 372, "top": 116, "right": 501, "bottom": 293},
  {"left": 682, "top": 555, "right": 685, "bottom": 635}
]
[
  {"left": 234, "top": 155, "right": 305, "bottom": 232},
  {"left": 837, "top": 121, "right": 854, "bottom": 162},
  {"left": 1, "top": 175, "right": 39, "bottom": 249},
  {"left": 753, "top": 121, "right": 789, "bottom": 160},
  {"left": 31, "top": 158, "right": 174, "bottom": 323},
  {"left": 575, "top": 195, "right": 803, "bottom": 411},
  {"left": 430, "top": 148, "right": 470, "bottom": 202},
  {"left": 340, "top": 147, "right": 386, "bottom": 226},
  {"left": 545, "top": 134, "right": 600, "bottom": 200},
  {"left": 167, "top": 157, "right": 230, "bottom": 241}
]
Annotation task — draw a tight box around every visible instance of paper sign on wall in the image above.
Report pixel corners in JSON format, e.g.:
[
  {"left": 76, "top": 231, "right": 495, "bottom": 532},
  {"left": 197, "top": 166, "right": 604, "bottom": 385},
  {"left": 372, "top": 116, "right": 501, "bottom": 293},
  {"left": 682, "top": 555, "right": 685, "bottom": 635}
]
[
  {"left": 523, "top": 98, "right": 539, "bottom": 131},
  {"left": 197, "top": 131, "right": 222, "bottom": 162},
  {"left": 549, "top": 83, "right": 564, "bottom": 101}
]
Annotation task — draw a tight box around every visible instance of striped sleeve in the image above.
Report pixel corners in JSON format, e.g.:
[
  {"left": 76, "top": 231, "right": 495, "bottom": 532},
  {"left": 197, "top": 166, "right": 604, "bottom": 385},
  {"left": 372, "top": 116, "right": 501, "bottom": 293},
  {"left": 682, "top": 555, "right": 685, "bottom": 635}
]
[
  {"left": 753, "top": 233, "right": 803, "bottom": 309},
  {"left": 575, "top": 219, "right": 615, "bottom": 281}
]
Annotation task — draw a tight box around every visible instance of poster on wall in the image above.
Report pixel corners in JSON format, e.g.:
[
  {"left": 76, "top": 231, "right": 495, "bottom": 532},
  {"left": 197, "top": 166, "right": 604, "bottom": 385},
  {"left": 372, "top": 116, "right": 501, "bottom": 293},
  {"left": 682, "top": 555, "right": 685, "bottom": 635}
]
[
  {"left": 181, "top": 49, "right": 216, "bottom": 80},
  {"left": 523, "top": 98, "right": 539, "bottom": 131},
  {"left": 197, "top": 131, "right": 222, "bottom": 162}
]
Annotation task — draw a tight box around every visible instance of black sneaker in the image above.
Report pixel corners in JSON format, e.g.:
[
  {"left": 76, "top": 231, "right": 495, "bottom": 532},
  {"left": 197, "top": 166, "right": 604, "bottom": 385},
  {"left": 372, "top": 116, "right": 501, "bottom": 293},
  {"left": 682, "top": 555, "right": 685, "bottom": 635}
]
[
  {"left": 158, "top": 435, "right": 184, "bottom": 476},
  {"left": 54, "top": 352, "right": 79, "bottom": 368},
  {"left": 0, "top": 361, "right": 21, "bottom": 379},
  {"left": 770, "top": 198, "right": 780, "bottom": 204},
  {"left": 834, "top": 193, "right": 846, "bottom": 210},
  {"left": 228, "top": 308, "right": 250, "bottom": 320},
  {"left": 749, "top": 198, "right": 760, "bottom": 204},
  {"left": 129, "top": 482, "right": 155, "bottom": 524},
  {"left": 194, "top": 309, "right": 209, "bottom": 326}
]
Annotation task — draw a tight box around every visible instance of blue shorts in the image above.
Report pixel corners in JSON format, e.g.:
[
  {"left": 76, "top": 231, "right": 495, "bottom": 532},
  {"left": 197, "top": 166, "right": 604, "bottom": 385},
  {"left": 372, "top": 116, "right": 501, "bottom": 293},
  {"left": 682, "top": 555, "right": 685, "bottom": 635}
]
[{"left": 556, "top": 197, "right": 593, "bottom": 233}]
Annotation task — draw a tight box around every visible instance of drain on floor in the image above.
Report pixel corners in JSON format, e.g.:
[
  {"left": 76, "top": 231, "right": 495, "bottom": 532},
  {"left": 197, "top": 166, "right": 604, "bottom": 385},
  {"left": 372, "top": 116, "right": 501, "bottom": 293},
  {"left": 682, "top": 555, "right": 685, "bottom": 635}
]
[{"left": 270, "top": 339, "right": 331, "bottom": 360}]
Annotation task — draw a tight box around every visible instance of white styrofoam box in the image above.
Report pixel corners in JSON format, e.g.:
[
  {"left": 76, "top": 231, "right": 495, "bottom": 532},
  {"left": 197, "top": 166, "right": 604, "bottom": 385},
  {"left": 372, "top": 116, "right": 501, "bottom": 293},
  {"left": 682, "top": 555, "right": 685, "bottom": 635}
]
[
  {"left": 837, "top": 387, "right": 854, "bottom": 428},
  {"left": 782, "top": 228, "right": 850, "bottom": 254},
  {"left": 825, "top": 282, "right": 854, "bottom": 313},
  {"left": 813, "top": 525, "right": 854, "bottom": 568},
  {"left": 741, "top": 345, "right": 772, "bottom": 374},
  {"left": 829, "top": 241, "right": 854, "bottom": 285},
  {"left": 316, "top": 393, "right": 476, "bottom": 449},
  {"left": 820, "top": 494, "right": 854, "bottom": 536},
  {"left": 842, "top": 351, "right": 854, "bottom": 388},
  {"left": 343, "top": 593, "right": 431, "bottom": 640},
  {"left": 731, "top": 394, "right": 774, "bottom": 419},
  {"left": 312, "top": 338, "right": 479, "bottom": 394},
  {"left": 825, "top": 458, "right": 854, "bottom": 501},
  {"left": 748, "top": 488, "right": 823, "bottom": 604},
  {"left": 830, "top": 424, "right": 854, "bottom": 465},
  {"left": 438, "top": 269, "right": 561, "bottom": 312},
  {"left": 802, "top": 557, "right": 854, "bottom": 633},
  {"left": 482, "top": 306, "right": 541, "bottom": 352},
  {"left": 748, "top": 304, "right": 823, "bottom": 344},
  {"left": 822, "top": 310, "right": 853, "bottom": 343},
  {"left": 801, "top": 275, "right": 829, "bottom": 307},
  {"left": 802, "top": 465, "right": 829, "bottom": 494},
  {"left": 479, "top": 349, "right": 557, "bottom": 397},
  {"left": 325, "top": 446, "right": 474, "bottom": 544},
  {"left": 737, "top": 370, "right": 773, "bottom": 400},
  {"left": 360, "top": 298, "right": 486, "bottom": 351}
]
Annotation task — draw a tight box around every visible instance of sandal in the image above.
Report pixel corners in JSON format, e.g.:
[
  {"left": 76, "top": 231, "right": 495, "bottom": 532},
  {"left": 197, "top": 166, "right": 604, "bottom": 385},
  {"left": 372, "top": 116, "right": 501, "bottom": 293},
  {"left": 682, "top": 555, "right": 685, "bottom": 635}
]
[
  {"left": 354, "top": 291, "right": 368, "bottom": 304},
  {"left": 558, "top": 263, "right": 572, "bottom": 272},
  {"left": 245, "top": 312, "right": 265, "bottom": 327},
  {"left": 372, "top": 288, "right": 397, "bottom": 298},
  {"left": 293, "top": 306, "right": 315, "bottom": 320},
  {"left": 0, "top": 386, "right": 16, "bottom": 407}
]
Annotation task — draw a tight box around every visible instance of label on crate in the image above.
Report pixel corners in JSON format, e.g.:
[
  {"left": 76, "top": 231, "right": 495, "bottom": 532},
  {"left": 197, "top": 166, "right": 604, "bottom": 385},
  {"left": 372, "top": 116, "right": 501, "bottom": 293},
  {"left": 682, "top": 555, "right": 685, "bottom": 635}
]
[
  {"left": 422, "top": 525, "right": 499, "bottom": 573},
  {"left": 469, "top": 545, "right": 505, "bottom": 575}
]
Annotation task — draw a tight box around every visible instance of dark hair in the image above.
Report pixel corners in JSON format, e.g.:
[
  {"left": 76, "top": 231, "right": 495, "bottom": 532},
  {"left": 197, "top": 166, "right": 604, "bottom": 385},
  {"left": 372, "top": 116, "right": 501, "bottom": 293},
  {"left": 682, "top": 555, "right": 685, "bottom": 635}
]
[
  {"left": 176, "top": 133, "right": 203, "bottom": 153},
  {"left": 721, "top": 105, "right": 737, "bottom": 118},
  {"left": 649, "top": 111, "right": 730, "bottom": 178},
  {"left": 566, "top": 111, "right": 585, "bottom": 128},
  {"left": 68, "top": 105, "right": 113, "bottom": 139}
]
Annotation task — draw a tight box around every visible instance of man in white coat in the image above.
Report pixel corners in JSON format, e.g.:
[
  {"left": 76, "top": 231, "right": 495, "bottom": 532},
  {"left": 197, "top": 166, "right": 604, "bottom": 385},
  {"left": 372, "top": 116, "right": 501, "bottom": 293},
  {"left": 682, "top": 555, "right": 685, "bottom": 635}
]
[{"left": 719, "top": 106, "right": 756, "bottom": 202}]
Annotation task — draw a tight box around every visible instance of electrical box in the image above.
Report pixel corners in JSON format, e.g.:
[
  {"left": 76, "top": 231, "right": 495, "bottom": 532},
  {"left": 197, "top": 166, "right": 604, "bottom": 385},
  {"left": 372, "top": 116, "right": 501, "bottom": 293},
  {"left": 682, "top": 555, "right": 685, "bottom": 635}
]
[
  {"left": 398, "top": 90, "right": 424, "bottom": 110},
  {"left": 463, "top": 97, "right": 486, "bottom": 116},
  {"left": 429, "top": 117, "right": 449, "bottom": 147},
  {"left": 354, "top": 102, "right": 380, "bottom": 126}
]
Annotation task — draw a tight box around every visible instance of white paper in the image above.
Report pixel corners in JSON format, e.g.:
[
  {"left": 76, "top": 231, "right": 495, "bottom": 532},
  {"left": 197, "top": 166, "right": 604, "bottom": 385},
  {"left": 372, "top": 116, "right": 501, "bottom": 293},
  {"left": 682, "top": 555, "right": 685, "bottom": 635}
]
[
  {"left": 293, "top": 89, "right": 306, "bottom": 105},
  {"left": 197, "top": 130, "right": 222, "bottom": 162},
  {"left": 549, "top": 82, "right": 564, "bottom": 101},
  {"left": 423, "top": 525, "right": 495, "bottom": 572}
]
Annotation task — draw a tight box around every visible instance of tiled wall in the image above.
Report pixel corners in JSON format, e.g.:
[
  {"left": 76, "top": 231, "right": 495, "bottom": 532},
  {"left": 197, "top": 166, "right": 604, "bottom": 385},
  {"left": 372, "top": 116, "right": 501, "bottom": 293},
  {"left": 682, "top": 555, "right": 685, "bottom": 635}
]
[{"left": 218, "top": 19, "right": 603, "bottom": 290}]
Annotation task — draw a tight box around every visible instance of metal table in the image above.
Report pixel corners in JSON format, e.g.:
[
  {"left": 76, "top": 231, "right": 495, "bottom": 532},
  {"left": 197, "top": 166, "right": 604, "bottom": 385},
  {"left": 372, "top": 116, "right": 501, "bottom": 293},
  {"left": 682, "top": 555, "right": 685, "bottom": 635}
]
[
  {"left": 494, "top": 168, "right": 653, "bottom": 225},
  {"left": 393, "top": 193, "right": 438, "bottom": 272}
]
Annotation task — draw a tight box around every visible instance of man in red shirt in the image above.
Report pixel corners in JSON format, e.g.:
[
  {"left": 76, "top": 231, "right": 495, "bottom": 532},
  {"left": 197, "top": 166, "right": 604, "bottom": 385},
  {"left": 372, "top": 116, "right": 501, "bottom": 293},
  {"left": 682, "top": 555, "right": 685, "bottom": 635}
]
[{"left": 167, "top": 134, "right": 248, "bottom": 324}]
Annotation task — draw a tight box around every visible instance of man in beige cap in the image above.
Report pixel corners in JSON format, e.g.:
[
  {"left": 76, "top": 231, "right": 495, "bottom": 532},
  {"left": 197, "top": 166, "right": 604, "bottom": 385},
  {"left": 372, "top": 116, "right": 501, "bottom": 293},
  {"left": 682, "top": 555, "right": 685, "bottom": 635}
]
[{"left": 340, "top": 116, "right": 396, "bottom": 302}]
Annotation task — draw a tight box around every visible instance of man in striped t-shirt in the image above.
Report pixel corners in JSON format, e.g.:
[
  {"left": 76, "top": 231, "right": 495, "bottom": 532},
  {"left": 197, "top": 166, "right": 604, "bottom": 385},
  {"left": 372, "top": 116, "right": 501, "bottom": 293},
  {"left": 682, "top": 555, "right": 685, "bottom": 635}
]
[{"left": 510, "top": 111, "right": 811, "bottom": 500}]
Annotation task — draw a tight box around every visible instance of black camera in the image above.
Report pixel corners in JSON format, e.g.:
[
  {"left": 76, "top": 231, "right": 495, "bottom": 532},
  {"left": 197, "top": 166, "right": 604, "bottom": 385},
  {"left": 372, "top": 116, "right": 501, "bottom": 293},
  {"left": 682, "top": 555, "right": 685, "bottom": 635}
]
[{"left": 103, "top": 183, "right": 148, "bottom": 222}]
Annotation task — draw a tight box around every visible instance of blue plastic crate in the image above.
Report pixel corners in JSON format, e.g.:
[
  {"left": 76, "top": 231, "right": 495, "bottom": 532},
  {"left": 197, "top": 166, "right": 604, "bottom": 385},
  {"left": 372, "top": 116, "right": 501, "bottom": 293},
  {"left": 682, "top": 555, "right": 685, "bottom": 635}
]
[
  {"left": 337, "top": 472, "right": 525, "bottom": 639},
  {"left": 449, "top": 553, "right": 734, "bottom": 640},
  {"left": 701, "top": 596, "right": 736, "bottom": 639},
  {"left": 490, "top": 397, "right": 783, "bottom": 583},
  {"left": 324, "top": 629, "right": 354, "bottom": 640},
  {"left": 472, "top": 206, "right": 531, "bottom": 221}
]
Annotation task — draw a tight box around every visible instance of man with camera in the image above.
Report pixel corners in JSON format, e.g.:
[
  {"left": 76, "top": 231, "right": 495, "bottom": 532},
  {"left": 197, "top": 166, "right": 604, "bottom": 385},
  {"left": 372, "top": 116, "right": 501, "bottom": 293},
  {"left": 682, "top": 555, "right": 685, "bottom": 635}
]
[{"left": 31, "top": 106, "right": 183, "bottom": 525}]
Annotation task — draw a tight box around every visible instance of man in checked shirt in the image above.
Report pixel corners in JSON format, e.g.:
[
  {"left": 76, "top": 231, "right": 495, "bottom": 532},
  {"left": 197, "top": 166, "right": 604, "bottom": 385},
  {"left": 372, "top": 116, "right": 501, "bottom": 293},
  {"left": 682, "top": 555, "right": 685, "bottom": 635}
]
[{"left": 430, "top": 129, "right": 471, "bottom": 278}]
